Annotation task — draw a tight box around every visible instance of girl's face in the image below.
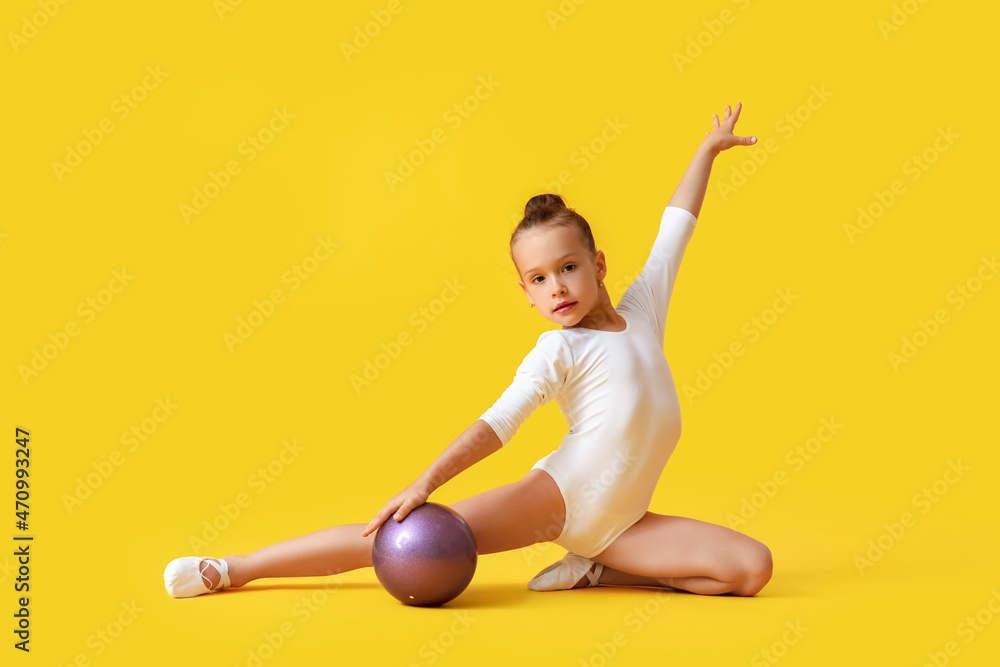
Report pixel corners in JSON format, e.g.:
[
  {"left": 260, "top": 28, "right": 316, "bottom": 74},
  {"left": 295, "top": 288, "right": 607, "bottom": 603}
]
[{"left": 513, "top": 224, "right": 608, "bottom": 327}]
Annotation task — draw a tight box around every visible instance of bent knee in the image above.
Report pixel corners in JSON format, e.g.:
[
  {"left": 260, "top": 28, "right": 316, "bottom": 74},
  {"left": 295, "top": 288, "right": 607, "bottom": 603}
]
[{"left": 732, "top": 543, "right": 773, "bottom": 596}]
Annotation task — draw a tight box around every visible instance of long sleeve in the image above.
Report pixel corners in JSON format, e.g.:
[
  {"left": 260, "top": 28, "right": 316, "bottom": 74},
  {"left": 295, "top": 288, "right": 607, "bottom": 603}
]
[
  {"left": 617, "top": 205, "right": 697, "bottom": 348},
  {"left": 477, "top": 330, "right": 574, "bottom": 447}
]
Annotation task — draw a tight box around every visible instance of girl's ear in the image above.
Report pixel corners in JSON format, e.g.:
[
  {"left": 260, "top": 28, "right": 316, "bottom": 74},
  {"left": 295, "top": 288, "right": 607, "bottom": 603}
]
[
  {"left": 594, "top": 250, "right": 608, "bottom": 280},
  {"left": 517, "top": 280, "right": 534, "bottom": 307}
]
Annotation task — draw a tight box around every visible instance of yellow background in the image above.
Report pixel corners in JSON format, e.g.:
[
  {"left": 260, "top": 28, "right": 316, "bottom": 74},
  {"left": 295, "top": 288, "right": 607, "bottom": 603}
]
[{"left": 3, "top": 0, "right": 998, "bottom": 664}]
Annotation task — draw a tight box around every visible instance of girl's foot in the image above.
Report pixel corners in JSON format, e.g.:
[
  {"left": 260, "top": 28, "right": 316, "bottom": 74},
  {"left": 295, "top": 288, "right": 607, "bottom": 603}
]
[
  {"left": 164, "top": 556, "right": 237, "bottom": 598},
  {"left": 571, "top": 562, "right": 603, "bottom": 588},
  {"left": 527, "top": 553, "right": 604, "bottom": 591}
]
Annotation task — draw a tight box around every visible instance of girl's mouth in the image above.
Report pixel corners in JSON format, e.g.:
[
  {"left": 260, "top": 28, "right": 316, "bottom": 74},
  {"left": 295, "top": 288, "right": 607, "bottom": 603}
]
[{"left": 555, "top": 302, "right": 576, "bottom": 314}]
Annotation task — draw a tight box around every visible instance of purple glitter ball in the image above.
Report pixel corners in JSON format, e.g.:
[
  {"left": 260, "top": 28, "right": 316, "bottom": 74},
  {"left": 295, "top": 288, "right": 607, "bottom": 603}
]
[{"left": 372, "top": 502, "right": 478, "bottom": 607}]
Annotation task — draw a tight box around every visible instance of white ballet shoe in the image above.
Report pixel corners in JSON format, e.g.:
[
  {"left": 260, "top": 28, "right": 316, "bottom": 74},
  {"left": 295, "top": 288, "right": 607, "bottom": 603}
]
[
  {"left": 164, "top": 557, "right": 231, "bottom": 598},
  {"left": 528, "top": 552, "right": 604, "bottom": 591}
]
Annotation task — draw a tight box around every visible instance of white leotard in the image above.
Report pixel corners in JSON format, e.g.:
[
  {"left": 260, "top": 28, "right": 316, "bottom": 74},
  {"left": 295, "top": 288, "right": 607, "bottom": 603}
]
[{"left": 478, "top": 205, "right": 697, "bottom": 558}]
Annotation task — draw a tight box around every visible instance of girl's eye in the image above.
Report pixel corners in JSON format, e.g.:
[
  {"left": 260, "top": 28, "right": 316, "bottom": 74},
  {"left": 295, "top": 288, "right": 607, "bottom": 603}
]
[{"left": 532, "top": 264, "right": 575, "bottom": 283}]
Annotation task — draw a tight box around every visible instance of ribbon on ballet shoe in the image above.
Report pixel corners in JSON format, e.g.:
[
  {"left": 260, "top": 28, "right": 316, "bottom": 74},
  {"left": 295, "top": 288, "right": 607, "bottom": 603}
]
[
  {"left": 164, "top": 557, "right": 229, "bottom": 598},
  {"left": 528, "top": 553, "right": 600, "bottom": 591}
]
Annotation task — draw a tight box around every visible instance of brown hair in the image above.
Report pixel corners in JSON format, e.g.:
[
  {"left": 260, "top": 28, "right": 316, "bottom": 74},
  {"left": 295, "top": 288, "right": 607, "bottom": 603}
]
[{"left": 509, "top": 193, "right": 597, "bottom": 275}]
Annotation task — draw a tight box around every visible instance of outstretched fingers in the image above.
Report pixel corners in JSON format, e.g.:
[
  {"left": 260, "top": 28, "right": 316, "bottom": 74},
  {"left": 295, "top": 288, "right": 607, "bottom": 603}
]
[
  {"left": 706, "top": 103, "right": 756, "bottom": 148},
  {"left": 728, "top": 102, "right": 740, "bottom": 124},
  {"left": 720, "top": 102, "right": 741, "bottom": 129}
]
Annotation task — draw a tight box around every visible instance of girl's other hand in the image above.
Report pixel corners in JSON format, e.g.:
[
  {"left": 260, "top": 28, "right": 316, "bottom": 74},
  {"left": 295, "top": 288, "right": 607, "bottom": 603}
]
[
  {"left": 704, "top": 102, "right": 756, "bottom": 153},
  {"left": 361, "top": 478, "right": 432, "bottom": 537}
]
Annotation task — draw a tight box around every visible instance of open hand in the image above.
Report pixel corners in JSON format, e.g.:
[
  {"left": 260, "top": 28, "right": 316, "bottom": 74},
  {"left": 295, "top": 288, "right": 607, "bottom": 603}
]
[
  {"left": 361, "top": 478, "right": 432, "bottom": 537},
  {"left": 704, "top": 102, "right": 756, "bottom": 153}
]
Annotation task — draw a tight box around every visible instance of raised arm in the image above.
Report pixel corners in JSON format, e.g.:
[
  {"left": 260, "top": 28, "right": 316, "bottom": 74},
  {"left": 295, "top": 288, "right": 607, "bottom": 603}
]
[{"left": 667, "top": 102, "right": 757, "bottom": 219}]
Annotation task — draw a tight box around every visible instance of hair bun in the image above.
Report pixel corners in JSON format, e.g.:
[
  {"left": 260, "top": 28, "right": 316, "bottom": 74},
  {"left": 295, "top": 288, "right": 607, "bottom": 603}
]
[{"left": 524, "top": 193, "right": 565, "bottom": 219}]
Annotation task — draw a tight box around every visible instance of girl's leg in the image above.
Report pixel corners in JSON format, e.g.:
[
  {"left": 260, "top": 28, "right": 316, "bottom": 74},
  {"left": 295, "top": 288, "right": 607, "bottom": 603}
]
[
  {"left": 585, "top": 512, "right": 773, "bottom": 596},
  {"left": 204, "top": 524, "right": 378, "bottom": 589},
  {"left": 448, "top": 468, "right": 566, "bottom": 555},
  {"left": 202, "top": 468, "right": 567, "bottom": 589}
]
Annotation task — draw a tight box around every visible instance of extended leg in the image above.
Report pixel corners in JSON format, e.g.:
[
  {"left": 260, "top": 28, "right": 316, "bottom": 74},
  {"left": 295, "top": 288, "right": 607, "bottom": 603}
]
[
  {"left": 201, "top": 468, "right": 567, "bottom": 590},
  {"left": 200, "top": 523, "right": 377, "bottom": 589},
  {"left": 588, "top": 512, "right": 773, "bottom": 596}
]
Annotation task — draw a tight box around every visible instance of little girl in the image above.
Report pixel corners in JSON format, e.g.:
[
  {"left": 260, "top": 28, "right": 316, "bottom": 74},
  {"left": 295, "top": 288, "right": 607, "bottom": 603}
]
[{"left": 164, "top": 102, "right": 772, "bottom": 599}]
